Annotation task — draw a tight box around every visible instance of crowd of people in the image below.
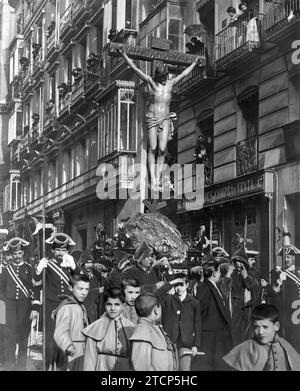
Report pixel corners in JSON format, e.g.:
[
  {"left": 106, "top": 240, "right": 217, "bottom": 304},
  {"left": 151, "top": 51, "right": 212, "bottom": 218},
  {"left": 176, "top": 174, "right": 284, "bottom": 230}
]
[{"left": 0, "top": 231, "right": 300, "bottom": 371}]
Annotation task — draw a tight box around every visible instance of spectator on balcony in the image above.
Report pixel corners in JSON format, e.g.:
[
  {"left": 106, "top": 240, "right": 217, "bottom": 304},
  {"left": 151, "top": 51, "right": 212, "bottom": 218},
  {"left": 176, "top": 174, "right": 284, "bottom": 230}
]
[
  {"left": 185, "top": 37, "right": 204, "bottom": 55},
  {"left": 238, "top": 2, "right": 249, "bottom": 16},
  {"left": 227, "top": 6, "right": 238, "bottom": 24},
  {"left": 226, "top": 7, "right": 239, "bottom": 53}
]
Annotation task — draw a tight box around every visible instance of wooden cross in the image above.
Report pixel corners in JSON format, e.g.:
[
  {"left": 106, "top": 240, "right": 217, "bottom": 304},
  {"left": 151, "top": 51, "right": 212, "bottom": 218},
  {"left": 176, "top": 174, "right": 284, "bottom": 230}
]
[{"left": 109, "top": 40, "right": 206, "bottom": 74}]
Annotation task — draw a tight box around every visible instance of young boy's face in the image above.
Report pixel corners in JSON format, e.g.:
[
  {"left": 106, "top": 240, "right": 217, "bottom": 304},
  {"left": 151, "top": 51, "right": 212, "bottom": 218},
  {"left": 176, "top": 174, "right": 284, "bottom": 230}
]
[
  {"left": 253, "top": 318, "right": 280, "bottom": 345},
  {"left": 105, "top": 298, "right": 124, "bottom": 320},
  {"left": 72, "top": 281, "right": 90, "bottom": 303},
  {"left": 124, "top": 285, "right": 141, "bottom": 306},
  {"left": 153, "top": 304, "right": 162, "bottom": 324},
  {"left": 174, "top": 279, "right": 188, "bottom": 297}
]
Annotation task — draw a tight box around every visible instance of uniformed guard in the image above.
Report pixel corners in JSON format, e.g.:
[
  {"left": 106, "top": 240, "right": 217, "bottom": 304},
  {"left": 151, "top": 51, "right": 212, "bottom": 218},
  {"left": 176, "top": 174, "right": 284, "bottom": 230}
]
[
  {"left": 34, "top": 233, "right": 78, "bottom": 370},
  {"left": 265, "top": 241, "right": 300, "bottom": 353},
  {"left": 0, "top": 237, "right": 39, "bottom": 370}
]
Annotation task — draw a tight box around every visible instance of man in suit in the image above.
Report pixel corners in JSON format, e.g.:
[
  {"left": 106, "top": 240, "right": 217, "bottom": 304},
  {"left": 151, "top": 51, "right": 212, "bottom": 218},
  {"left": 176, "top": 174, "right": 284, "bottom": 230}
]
[
  {"left": 195, "top": 256, "right": 233, "bottom": 371},
  {"left": 0, "top": 238, "right": 39, "bottom": 370},
  {"left": 34, "top": 233, "right": 79, "bottom": 370}
]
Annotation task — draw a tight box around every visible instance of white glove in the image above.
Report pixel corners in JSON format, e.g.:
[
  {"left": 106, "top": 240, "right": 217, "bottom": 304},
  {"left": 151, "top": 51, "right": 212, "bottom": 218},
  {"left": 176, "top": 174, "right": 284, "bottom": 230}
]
[
  {"left": 61, "top": 253, "right": 76, "bottom": 270},
  {"left": 36, "top": 258, "right": 48, "bottom": 275},
  {"left": 30, "top": 310, "right": 39, "bottom": 328},
  {"left": 279, "top": 272, "right": 287, "bottom": 281}
]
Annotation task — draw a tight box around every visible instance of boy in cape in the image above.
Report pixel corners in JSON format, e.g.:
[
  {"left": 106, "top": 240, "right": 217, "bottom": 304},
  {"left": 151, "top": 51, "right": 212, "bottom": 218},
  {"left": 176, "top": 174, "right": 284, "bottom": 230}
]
[
  {"left": 82, "top": 287, "right": 135, "bottom": 371},
  {"left": 53, "top": 274, "right": 90, "bottom": 371},
  {"left": 129, "top": 292, "right": 178, "bottom": 371},
  {"left": 223, "top": 303, "right": 300, "bottom": 371}
]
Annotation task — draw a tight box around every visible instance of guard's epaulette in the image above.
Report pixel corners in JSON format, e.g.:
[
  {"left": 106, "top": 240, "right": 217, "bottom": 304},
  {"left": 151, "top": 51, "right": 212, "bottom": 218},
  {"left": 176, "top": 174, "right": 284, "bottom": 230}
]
[{"left": 25, "top": 262, "right": 33, "bottom": 268}]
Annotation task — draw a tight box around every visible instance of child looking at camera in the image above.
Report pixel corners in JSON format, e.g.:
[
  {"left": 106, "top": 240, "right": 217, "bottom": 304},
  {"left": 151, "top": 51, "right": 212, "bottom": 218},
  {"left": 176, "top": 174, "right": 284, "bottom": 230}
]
[
  {"left": 223, "top": 304, "right": 300, "bottom": 371},
  {"left": 121, "top": 277, "right": 141, "bottom": 324},
  {"left": 53, "top": 274, "right": 90, "bottom": 371},
  {"left": 82, "top": 287, "right": 135, "bottom": 371}
]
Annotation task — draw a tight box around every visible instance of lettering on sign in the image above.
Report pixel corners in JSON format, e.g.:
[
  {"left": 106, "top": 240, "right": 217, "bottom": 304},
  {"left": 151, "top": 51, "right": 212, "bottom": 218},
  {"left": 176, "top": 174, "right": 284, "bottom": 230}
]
[{"left": 205, "top": 173, "right": 265, "bottom": 205}]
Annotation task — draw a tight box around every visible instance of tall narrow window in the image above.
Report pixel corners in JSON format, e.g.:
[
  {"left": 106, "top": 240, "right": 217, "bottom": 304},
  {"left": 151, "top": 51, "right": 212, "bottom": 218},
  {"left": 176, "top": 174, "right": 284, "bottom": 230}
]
[
  {"left": 112, "top": 0, "right": 117, "bottom": 32},
  {"left": 90, "top": 130, "right": 98, "bottom": 167},
  {"left": 125, "top": 0, "right": 137, "bottom": 30},
  {"left": 238, "top": 87, "right": 259, "bottom": 139},
  {"left": 196, "top": 110, "right": 214, "bottom": 186},
  {"left": 237, "top": 87, "right": 259, "bottom": 175}
]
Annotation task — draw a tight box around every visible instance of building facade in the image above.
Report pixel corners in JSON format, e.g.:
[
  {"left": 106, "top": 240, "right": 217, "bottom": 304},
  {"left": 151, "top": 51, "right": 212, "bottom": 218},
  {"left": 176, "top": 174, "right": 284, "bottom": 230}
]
[
  {"left": 2, "top": 0, "right": 299, "bottom": 279},
  {"left": 0, "top": 0, "right": 15, "bottom": 234},
  {"left": 176, "top": 0, "right": 300, "bottom": 278}
]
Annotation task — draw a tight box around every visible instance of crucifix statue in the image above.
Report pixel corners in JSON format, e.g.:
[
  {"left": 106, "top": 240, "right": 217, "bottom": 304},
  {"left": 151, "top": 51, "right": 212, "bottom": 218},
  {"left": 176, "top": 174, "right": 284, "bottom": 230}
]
[{"left": 110, "top": 42, "right": 205, "bottom": 192}]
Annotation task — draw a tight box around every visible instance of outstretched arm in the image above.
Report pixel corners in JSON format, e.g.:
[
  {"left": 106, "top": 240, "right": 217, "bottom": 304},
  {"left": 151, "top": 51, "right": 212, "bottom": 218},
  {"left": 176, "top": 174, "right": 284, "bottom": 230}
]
[
  {"left": 118, "top": 47, "right": 154, "bottom": 86},
  {"left": 172, "top": 57, "right": 202, "bottom": 86}
]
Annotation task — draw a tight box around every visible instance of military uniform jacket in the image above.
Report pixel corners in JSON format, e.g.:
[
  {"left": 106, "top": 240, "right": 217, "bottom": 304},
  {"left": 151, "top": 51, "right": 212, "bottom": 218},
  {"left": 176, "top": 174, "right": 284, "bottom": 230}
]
[
  {"left": 266, "top": 267, "right": 300, "bottom": 353},
  {"left": 34, "top": 259, "right": 79, "bottom": 304},
  {"left": 0, "top": 262, "right": 40, "bottom": 310}
]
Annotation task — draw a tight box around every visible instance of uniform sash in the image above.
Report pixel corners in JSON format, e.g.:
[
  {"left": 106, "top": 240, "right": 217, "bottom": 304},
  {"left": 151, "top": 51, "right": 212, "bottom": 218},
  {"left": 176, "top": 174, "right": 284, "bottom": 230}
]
[
  {"left": 48, "top": 260, "right": 71, "bottom": 288},
  {"left": 6, "top": 264, "right": 30, "bottom": 298},
  {"left": 283, "top": 270, "right": 300, "bottom": 287}
]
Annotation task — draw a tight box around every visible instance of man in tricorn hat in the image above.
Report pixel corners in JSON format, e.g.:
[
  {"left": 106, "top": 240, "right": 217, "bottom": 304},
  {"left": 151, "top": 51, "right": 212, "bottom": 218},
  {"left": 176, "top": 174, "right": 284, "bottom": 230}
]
[
  {"left": 230, "top": 247, "right": 255, "bottom": 345},
  {"left": 265, "top": 241, "right": 300, "bottom": 353},
  {"left": 34, "top": 233, "right": 79, "bottom": 370},
  {"left": 0, "top": 238, "right": 39, "bottom": 370}
]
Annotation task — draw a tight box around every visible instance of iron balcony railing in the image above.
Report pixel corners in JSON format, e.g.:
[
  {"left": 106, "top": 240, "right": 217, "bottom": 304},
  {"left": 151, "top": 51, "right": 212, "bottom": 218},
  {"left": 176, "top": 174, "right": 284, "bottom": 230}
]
[
  {"left": 216, "top": 12, "right": 264, "bottom": 61},
  {"left": 175, "top": 43, "right": 215, "bottom": 94},
  {"left": 264, "top": 0, "right": 300, "bottom": 32},
  {"left": 236, "top": 135, "right": 258, "bottom": 176}
]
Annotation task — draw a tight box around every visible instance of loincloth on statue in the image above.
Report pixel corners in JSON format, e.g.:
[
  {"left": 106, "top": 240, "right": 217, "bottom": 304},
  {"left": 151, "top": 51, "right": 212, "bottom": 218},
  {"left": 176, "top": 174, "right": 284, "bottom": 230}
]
[{"left": 145, "top": 112, "right": 177, "bottom": 140}]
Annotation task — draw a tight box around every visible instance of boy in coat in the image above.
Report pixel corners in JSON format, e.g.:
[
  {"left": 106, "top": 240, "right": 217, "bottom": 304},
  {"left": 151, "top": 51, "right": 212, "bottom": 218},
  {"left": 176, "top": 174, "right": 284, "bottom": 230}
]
[
  {"left": 223, "top": 304, "right": 300, "bottom": 371},
  {"left": 53, "top": 274, "right": 89, "bottom": 371},
  {"left": 82, "top": 287, "right": 135, "bottom": 371},
  {"left": 195, "top": 256, "right": 233, "bottom": 371},
  {"left": 121, "top": 277, "right": 141, "bottom": 324},
  {"left": 156, "top": 273, "right": 202, "bottom": 370},
  {"left": 129, "top": 292, "right": 178, "bottom": 371}
]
